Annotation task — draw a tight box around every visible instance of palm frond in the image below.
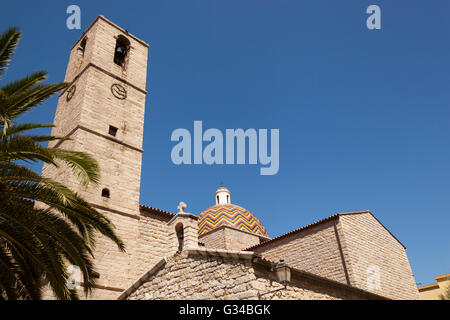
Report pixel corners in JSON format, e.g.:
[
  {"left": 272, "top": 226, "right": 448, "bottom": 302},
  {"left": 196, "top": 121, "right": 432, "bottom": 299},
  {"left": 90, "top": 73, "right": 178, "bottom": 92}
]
[
  {"left": 0, "top": 28, "right": 21, "bottom": 80},
  {"left": 50, "top": 149, "right": 100, "bottom": 186},
  {"left": 0, "top": 135, "right": 58, "bottom": 164},
  {"left": 1, "top": 82, "right": 68, "bottom": 131},
  {"left": 2, "top": 123, "right": 55, "bottom": 137},
  {"left": 3, "top": 179, "right": 124, "bottom": 252},
  {"left": 0, "top": 71, "right": 47, "bottom": 95}
]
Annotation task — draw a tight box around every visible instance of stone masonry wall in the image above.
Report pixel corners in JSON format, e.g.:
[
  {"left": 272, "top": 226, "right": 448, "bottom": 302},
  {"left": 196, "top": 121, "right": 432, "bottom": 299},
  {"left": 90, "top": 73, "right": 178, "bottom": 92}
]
[
  {"left": 45, "top": 129, "right": 143, "bottom": 216},
  {"left": 338, "top": 214, "right": 419, "bottom": 300},
  {"left": 125, "top": 252, "right": 380, "bottom": 300},
  {"left": 64, "top": 16, "right": 148, "bottom": 89},
  {"left": 252, "top": 220, "right": 348, "bottom": 284},
  {"left": 223, "top": 228, "right": 263, "bottom": 251},
  {"left": 198, "top": 228, "right": 226, "bottom": 249},
  {"left": 135, "top": 211, "right": 171, "bottom": 276},
  {"left": 85, "top": 209, "right": 173, "bottom": 298},
  {"left": 79, "top": 67, "right": 146, "bottom": 151},
  {"left": 88, "top": 209, "right": 140, "bottom": 291},
  {"left": 200, "top": 227, "right": 264, "bottom": 251}
]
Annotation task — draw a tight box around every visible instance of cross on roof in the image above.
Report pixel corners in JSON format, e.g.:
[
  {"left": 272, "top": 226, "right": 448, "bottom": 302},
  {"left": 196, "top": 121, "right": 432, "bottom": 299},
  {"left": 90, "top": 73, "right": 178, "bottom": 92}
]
[{"left": 177, "top": 202, "right": 187, "bottom": 213}]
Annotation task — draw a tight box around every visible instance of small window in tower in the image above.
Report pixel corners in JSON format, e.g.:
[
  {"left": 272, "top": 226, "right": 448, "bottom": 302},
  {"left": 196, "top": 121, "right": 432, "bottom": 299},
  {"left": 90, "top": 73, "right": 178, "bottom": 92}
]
[
  {"left": 77, "top": 37, "right": 87, "bottom": 57},
  {"left": 217, "top": 196, "right": 219, "bottom": 204},
  {"left": 101, "top": 188, "right": 110, "bottom": 198},
  {"left": 108, "top": 125, "right": 118, "bottom": 137},
  {"left": 227, "top": 195, "right": 229, "bottom": 204},
  {"left": 113, "top": 35, "right": 130, "bottom": 67},
  {"left": 175, "top": 223, "right": 184, "bottom": 251}
]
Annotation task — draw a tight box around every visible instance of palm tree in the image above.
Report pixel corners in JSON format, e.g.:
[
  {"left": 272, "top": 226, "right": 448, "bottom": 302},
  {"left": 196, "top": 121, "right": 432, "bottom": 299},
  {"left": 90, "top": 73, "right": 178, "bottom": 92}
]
[{"left": 0, "top": 28, "right": 124, "bottom": 300}]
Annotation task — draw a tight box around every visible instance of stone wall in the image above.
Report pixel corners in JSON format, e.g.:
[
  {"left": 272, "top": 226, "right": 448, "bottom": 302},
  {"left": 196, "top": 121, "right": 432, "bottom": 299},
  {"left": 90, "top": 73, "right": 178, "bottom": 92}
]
[
  {"left": 251, "top": 212, "right": 420, "bottom": 300},
  {"left": 88, "top": 208, "right": 175, "bottom": 297},
  {"left": 199, "top": 226, "right": 266, "bottom": 251},
  {"left": 252, "top": 219, "right": 348, "bottom": 284},
  {"left": 223, "top": 228, "right": 265, "bottom": 251},
  {"left": 64, "top": 16, "right": 148, "bottom": 89},
  {"left": 167, "top": 213, "right": 199, "bottom": 252},
  {"left": 47, "top": 63, "right": 146, "bottom": 216},
  {"left": 198, "top": 228, "right": 226, "bottom": 249},
  {"left": 124, "top": 250, "right": 383, "bottom": 300},
  {"left": 127, "top": 254, "right": 256, "bottom": 300},
  {"left": 338, "top": 213, "right": 419, "bottom": 300},
  {"left": 136, "top": 210, "right": 172, "bottom": 276},
  {"left": 88, "top": 210, "right": 140, "bottom": 291}
]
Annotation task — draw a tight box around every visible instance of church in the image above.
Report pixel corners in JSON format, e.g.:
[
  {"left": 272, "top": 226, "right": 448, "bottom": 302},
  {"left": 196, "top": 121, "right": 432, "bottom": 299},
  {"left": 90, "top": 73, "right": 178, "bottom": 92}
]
[{"left": 42, "top": 15, "right": 419, "bottom": 300}]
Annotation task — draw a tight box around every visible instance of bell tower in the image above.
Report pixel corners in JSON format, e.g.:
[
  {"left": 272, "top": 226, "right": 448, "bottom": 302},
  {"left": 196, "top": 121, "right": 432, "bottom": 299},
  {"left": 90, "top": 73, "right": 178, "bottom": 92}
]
[
  {"left": 42, "top": 15, "right": 149, "bottom": 299},
  {"left": 45, "top": 15, "right": 148, "bottom": 214}
]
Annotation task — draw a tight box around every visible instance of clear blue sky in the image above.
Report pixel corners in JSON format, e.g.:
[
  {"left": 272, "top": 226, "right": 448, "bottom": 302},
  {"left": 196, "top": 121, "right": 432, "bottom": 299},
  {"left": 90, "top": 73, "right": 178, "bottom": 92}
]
[{"left": 2, "top": 0, "right": 449, "bottom": 286}]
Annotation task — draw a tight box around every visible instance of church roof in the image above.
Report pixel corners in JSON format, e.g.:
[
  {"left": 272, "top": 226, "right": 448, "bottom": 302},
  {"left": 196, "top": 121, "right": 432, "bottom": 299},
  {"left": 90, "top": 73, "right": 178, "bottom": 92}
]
[
  {"left": 139, "top": 204, "right": 175, "bottom": 219},
  {"left": 244, "top": 210, "right": 405, "bottom": 251},
  {"left": 198, "top": 204, "right": 269, "bottom": 237}
]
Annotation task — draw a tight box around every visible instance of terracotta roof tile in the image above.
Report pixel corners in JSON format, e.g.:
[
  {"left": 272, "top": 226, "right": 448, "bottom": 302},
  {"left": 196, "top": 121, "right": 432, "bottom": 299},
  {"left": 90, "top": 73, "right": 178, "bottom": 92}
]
[
  {"left": 418, "top": 283, "right": 440, "bottom": 291},
  {"left": 139, "top": 204, "right": 175, "bottom": 218}
]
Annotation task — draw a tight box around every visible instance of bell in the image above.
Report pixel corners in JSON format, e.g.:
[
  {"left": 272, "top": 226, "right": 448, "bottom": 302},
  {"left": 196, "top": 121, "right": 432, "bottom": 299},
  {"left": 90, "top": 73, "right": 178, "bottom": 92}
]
[
  {"left": 116, "top": 45, "right": 126, "bottom": 55},
  {"left": 114, "top": 43, "right": 128, "bottom": 66}
]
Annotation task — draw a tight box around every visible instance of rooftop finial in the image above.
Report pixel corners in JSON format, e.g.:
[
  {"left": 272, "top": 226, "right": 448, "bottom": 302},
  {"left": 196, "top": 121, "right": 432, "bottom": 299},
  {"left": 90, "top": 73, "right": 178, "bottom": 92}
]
[{"left": 177, "top": 202, "right": 187, "bottom": 213}]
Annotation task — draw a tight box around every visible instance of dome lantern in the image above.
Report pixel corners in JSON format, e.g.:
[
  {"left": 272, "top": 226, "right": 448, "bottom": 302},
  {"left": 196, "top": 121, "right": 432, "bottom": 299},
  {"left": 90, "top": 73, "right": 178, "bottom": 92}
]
[{"left": 215, "top": 187, "right": 231, "bottom": 205}]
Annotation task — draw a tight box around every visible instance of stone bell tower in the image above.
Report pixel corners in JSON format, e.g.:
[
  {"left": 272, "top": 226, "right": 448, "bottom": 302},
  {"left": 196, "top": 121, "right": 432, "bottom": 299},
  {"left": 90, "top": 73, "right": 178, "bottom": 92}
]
[{"left": 42, "top": 15, "right": 149, "bottom": 299}]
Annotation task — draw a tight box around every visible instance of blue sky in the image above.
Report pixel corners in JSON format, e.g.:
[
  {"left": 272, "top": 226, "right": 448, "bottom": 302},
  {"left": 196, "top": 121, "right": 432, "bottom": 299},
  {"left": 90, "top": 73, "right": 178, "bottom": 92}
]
[{"left": 2, "top": 0, "right": 450, "bottom": 286}]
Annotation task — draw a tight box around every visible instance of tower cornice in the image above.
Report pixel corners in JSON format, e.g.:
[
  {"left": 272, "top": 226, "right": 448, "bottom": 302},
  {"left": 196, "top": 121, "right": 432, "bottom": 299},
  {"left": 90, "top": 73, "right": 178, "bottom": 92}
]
[
  {"left": 59, "top": 62, "right": 148, "bottom": 96},
  {"left": 52, "top": 125, "right": 144, "bottom": 153}
]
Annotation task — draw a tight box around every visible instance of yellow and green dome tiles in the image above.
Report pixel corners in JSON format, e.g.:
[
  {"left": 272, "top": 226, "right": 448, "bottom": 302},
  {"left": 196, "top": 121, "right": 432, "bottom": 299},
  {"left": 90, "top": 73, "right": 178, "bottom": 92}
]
[{"left": 198, "top": 204, "right": 268, "bottom": 237}]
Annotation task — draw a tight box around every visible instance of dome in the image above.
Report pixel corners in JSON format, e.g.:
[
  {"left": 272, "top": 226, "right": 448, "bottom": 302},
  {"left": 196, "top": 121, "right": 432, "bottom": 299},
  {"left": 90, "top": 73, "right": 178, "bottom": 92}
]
[{"left": 198, "top": 203, "right": 269, "bottom": 237}]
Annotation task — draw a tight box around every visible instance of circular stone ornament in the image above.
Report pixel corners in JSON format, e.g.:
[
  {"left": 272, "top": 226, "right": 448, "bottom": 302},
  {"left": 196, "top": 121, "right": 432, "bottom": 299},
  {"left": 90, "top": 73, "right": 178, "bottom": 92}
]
[
  {"left": 66, "top": 85, "right": 76, "bottom": 101},
  {"left": 111, "top": 83, "right": 127, "bottom": 100}
]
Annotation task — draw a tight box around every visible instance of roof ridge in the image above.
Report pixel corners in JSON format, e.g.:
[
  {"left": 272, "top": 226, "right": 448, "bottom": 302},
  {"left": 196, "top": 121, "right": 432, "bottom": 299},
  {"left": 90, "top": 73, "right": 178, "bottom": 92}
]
[{"left": 336, "top": 210, "right": 372, "bottom": 215}]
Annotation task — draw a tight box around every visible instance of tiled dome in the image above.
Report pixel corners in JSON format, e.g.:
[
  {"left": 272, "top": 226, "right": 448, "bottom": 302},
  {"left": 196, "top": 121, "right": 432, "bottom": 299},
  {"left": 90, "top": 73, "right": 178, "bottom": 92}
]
[{"left": 198, "top": 204, "right": 269, "bottom": 237}]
